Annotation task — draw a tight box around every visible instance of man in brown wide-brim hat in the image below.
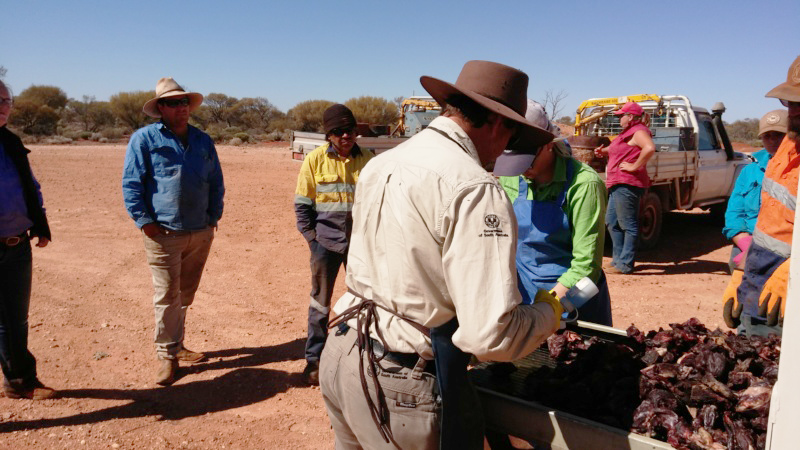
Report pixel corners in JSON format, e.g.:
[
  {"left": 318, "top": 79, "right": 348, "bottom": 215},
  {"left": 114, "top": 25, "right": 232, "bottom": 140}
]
[
  {"left": 122, "top": 77, "right": 225, "bottom": 386},
  {"left": 319, "top": 60, "right": 563, "bottom": 449}
]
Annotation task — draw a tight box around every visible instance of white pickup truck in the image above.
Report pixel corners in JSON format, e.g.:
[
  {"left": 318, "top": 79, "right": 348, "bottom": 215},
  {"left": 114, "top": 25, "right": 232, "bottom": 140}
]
[{"left": 569, "top": 94, "right": 753, "bottom": 249}]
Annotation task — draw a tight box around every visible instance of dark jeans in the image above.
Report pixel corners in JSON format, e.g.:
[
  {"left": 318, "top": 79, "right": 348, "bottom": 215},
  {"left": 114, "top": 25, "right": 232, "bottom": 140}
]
[
  {"left": 306, "top": 239, "right": 347, "bottom": 364},
  {"left": 737, "top": 241, "right": 787, "bottom": 318},
  {"left": 0, "top": 237, "right": 38, "bottom": 390},
  {"left": 606, "top": 184, "right": 644, "bottom": 273}
]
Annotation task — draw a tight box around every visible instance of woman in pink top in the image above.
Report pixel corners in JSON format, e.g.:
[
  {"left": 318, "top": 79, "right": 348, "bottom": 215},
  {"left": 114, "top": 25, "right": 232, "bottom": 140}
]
[{"left": 594, "top": 102, "right": 655, "bottom": 274}]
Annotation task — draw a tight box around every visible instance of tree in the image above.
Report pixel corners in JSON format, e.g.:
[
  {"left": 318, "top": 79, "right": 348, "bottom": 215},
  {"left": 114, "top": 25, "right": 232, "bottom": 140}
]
[
  {"left": 0, "top": 66, "right": 6, "bottom": 79},
  {"left": 9, "top": 100, "right": 60, "bottom": 135},
  {"left": 725, "top": 118, "right": 759, "bottom": 143},
  {"left": 345, "top": 96, "right": 399, "bottom": 125},
  {"left": 67, "top": 95, "right": 115, "bottom": 132},
  {"left": 541, "top": 89, "right": 568, "bottom": 120},
  {"left": 556, "top": 115, "right": 574, "bottom": 125},
  {"left": 204, "top": 93, "right": 239, "bottom": 126},
  {"left": 7, "top": 85, "right": 69, "bottom": 135},
  {"left": 109, "top": 90, "right": 155, "bottom": 131},
  {"left": 16, "top": 85, "right": 68, "bottom": 110},
  {"left": 234, "top": 97, "right": 282, "bottom": 131},
  {"left": 288, "top": 100, "right": 335, "bottom": 132}
]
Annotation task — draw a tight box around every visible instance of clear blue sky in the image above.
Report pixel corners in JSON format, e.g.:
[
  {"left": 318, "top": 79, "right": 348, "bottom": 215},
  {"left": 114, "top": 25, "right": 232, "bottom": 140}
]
[{"left": 3, "top": 0, "right": 798, "bottom": 121}]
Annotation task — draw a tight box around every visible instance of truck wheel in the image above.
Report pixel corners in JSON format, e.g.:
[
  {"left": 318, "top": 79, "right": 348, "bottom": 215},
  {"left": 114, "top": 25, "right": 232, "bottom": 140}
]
[{"left": 638, "top": 192, "right": 662, "bottom": 250}]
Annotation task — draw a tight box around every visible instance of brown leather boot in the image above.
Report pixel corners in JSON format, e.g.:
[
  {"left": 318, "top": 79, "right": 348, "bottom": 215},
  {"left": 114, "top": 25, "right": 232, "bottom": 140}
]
[
  {"left": 3, "top": 380, "right": 57, "bottom": 400},
  {"left": 176, "top": 347, "right": 206, "bottom": 363},
  {"left": 155, "top": 359, "right": 178, "bottom": 386}
]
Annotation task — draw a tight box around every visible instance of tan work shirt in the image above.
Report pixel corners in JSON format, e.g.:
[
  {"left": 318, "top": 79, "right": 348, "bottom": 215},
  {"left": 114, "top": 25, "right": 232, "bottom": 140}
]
[{"left": 332, "top": 116, "right": 558, "bottom": 361}]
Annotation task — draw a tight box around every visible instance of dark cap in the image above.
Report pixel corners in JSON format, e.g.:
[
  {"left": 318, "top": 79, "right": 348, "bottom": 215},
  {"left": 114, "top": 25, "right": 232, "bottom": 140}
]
[{"left": 323, "top": 104, "right": 357, "bottom": 134}]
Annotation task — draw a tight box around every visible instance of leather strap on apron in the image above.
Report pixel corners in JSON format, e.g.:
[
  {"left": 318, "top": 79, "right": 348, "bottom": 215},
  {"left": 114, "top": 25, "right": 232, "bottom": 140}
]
[{"left": 329, "top": 289, "right": 430, "bottom": 445}]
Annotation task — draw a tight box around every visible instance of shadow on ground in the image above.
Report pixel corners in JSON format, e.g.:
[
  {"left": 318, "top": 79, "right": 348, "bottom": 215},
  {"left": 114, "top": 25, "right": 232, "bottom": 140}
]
[
  {"left": 0, "top": 338, "right": 307, "bottom": 433},
  {"left": 606, "top": 211, "right": 732, "bottom": 275}
]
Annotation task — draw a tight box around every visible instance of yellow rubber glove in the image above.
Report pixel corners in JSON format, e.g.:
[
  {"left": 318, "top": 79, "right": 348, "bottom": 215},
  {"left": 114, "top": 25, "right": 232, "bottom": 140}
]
[
  {"left": 722, "top": 269, "right": 744, "bottom": 329},
  {"left": 758, "top": 259, "right": 790, "bottom": 327},
  {"left": 534, "top": 289, "right": 564, "bottom": 321}
]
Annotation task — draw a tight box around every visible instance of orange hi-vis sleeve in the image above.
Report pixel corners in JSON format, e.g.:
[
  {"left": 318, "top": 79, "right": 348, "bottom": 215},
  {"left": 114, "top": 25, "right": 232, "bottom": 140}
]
[{"left": 753, "top": 137, "right": 799, "bottom": 257}]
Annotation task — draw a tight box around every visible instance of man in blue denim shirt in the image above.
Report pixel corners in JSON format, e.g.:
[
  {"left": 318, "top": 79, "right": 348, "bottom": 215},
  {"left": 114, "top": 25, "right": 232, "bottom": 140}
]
[
  {"left": 0, "top": 80, "right": 56, "bottom": 400},
  {"left": 122, "top": 77, "right": 224, "bottom": 386}
]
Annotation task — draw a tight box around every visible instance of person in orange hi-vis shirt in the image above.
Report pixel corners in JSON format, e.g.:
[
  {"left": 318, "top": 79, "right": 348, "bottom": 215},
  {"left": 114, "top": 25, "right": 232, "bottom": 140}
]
[{"left": 723, "top": 54, "right": 800, "bottom": 337}]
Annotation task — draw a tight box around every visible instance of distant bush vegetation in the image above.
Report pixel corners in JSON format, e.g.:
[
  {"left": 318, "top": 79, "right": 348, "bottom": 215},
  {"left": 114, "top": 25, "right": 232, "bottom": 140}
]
[
  {"left": 4, "top": 82, "right": 402, "bottom": 145},
  {"left": 724, "top": 118, "right": 761, "bottom": 148}
]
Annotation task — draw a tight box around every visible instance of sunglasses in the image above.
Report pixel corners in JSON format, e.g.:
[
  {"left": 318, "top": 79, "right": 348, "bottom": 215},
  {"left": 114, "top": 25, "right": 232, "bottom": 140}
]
[
  {"left": 0, "top": 98, "right": 12, "bottom": 106},
  {"left": 159, "top": 97, "right": 190, "bottom": 108},
  {"left": 780, "top": 99, "right": 799, "bottom": 108},
  {"left": 330, "top": 127, "right": 355, "bottom": 137}
]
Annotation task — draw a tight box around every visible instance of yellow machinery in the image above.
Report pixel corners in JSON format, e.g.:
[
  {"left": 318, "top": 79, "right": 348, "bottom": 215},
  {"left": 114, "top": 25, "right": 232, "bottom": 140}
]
[
  {"left": 573, "top": 94, "right": 662, "bottom": 137},
  {"left": 392, "top": 96, "right": 441, "bottom": 137}
]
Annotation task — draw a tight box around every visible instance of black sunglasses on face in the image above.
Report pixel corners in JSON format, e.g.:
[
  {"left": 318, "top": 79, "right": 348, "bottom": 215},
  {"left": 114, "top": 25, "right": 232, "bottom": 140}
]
[
  {"left": 330, "top": 127, "right": 355, "bottom": 137},
  {"left": 159, "top": 97, "right": 190, "bottom": 108}
]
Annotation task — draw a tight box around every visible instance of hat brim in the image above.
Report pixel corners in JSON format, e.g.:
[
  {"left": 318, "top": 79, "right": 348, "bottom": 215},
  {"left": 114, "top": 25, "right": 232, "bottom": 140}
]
[
  {"left": 143, "top": 92, "right": 204, "bottom": 118},
  {"left": 492, "top": 151, "right": 536, "bottom": 176},
  {"left": 766, "top": 83, "right": 800, "bottom": 103},
  {"left": 419, "top": 76, "right": 554, "bottom": 150}
]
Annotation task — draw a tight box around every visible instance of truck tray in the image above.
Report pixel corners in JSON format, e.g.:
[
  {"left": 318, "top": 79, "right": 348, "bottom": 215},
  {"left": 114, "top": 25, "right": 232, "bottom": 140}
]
[{"left": 469, "top": 321, "right": 675, "bottom": 450}]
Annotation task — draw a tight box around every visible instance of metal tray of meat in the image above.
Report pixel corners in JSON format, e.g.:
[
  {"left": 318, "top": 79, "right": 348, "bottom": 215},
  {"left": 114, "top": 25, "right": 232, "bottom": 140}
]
[{"left": 470, "top": 321, "right": 675, "bottom": 450}]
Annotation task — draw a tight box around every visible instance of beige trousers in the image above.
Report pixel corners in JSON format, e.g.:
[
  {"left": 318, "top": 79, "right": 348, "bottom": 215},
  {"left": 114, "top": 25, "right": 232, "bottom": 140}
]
[
  {"left": 142, "top": 227, "right": 214, "bottom": 360},
  {"left": 320, "top": 327, "right": 440, "bottom": 450}
]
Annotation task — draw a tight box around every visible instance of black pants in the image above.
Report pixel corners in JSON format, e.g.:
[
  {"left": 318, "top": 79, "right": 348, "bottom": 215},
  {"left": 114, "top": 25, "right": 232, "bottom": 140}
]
[
  {"left": 0, "top": 237, "right": 38, "bottom": 390},
  {"left": 306, "top": 240, "right": 346, "bottom": 363}
]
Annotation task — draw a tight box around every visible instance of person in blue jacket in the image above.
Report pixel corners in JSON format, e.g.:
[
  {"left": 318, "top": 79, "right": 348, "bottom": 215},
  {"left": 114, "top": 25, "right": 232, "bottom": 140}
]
[{"left": 723, "top": 109, "right": 787, "bottom": 272}]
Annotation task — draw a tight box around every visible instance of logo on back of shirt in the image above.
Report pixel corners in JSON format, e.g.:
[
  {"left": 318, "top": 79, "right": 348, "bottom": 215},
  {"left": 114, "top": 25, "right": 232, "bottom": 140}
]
[
  {"left": 480, "top": 214, "right": 508, "bottom": 238},
  {"left": 484, "top": 214, "right": 500, "bottom": 228}
]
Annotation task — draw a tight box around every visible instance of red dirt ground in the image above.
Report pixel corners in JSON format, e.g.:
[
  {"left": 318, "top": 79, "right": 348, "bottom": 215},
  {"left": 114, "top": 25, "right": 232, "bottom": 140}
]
[{"left": 0, "top": 142, "right": 742, "bottom": 449}]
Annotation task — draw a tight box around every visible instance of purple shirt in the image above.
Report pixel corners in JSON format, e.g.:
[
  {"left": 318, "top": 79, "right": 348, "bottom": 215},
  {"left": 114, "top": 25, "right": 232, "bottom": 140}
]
[{"left": 0, "top": 141, "right": 42, "bottom": 237}]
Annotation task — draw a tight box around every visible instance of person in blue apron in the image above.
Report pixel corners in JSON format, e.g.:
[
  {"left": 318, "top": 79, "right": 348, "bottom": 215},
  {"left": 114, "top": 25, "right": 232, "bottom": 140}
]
[{"left": 495, "top": 100, "right": 612, "bottom": 326}]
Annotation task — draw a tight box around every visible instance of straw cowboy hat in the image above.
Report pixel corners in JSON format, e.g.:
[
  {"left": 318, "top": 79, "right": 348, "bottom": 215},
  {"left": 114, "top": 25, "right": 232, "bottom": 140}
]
[
  {"left": 766, "top": 55, "right": 800, "bottom": 103},
  {"left": 142, "top": 77, "right": 204, "bottom": 118},
  {"left": 420, "top": 60, "right": 554, "bottom": 151}
]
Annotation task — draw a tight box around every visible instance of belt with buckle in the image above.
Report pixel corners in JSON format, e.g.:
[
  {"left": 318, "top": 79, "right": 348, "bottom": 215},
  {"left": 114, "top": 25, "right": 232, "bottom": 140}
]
[
  {"left": 370, "top": 338, "right": 436, "bottom": 374},
  {"left": 0, "top": 233, "right": 26, "bottom": 247},
  {"left": 161, "top": 228, "right": 191, "bottom": 236}
]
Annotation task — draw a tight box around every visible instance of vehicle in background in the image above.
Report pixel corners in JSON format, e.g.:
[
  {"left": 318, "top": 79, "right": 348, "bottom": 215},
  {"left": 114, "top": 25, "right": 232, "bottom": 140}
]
[
  {"left": 568, "top": 94, "right": 752, "bottom": 249},
  {"left": 290, "top": 96, "right": 441, "bottom": 161}
]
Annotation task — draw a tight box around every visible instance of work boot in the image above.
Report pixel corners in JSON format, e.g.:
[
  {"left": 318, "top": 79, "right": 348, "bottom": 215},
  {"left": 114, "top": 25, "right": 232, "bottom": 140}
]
[
  {"left": 155, "top": 359, "right": 178, "bottom": 386},
  {"left": 3, "top": 380, "right": 57, "bottom": 400},
  {"left": 177, "top": 347, "right": 206, "bottom": 363},
  {"left": 303, "top": 361, "right": 320, "bottom": 386}
]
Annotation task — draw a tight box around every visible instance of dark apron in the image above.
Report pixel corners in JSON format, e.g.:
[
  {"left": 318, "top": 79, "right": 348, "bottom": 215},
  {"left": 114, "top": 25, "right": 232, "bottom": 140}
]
[{"left": 431, "top": 317, "right": 484, "bottom": 450}]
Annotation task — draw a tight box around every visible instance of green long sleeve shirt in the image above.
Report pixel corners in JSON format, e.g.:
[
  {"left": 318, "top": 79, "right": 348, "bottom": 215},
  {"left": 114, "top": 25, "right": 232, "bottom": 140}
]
[{"left": 498, "top": 156, "right": 607, "bottom": 288}]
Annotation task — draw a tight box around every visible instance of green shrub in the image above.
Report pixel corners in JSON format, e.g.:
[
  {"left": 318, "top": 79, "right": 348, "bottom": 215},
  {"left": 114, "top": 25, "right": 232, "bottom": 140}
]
[
  {"left": 79, "top": 131, "right": 92, "bottom": 140},
  {"left": 100, "top": 127, "right": 125, "bottom": 140},
  {"left": 228, "top": 137, "right": 243, "bottom": 146},
  {"left": 234, "top": 132, "right": 250, "bottom": 143}
]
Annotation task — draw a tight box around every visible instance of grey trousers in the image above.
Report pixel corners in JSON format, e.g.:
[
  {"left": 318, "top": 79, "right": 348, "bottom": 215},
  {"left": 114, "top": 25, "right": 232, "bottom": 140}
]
[
  {"left": 143, "top": 227, "right": 214, "bottom": 360},
  {"left": 320, "top": 327, "right": 440, "bottom": 450}
]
